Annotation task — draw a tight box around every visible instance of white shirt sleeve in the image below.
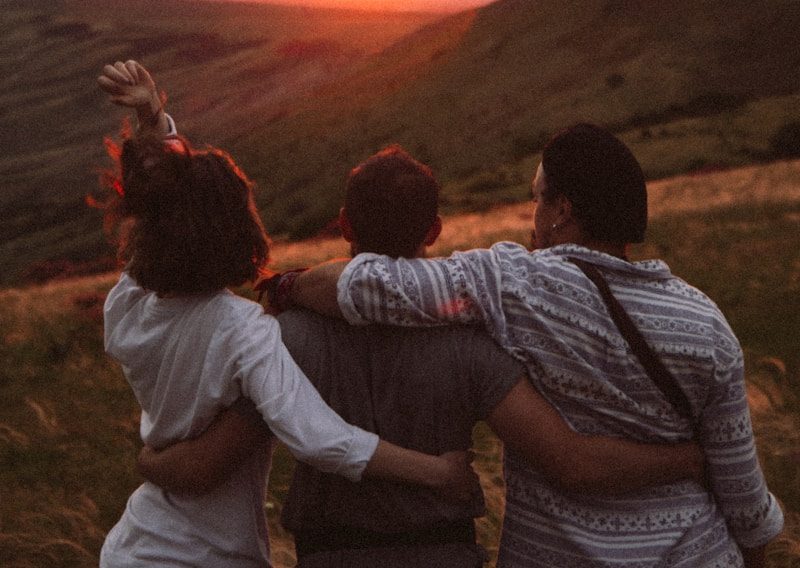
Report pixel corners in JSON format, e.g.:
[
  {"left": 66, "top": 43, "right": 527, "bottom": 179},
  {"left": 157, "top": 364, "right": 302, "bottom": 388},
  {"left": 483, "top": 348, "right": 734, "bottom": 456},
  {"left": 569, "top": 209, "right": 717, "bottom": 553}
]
[{"left": 235, "top": 311, "right": 379, "bottom": 482}]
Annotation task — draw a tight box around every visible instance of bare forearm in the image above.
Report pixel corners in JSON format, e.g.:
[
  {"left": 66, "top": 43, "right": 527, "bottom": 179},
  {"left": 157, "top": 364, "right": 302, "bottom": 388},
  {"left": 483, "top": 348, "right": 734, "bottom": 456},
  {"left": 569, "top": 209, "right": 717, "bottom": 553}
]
[
  {"left": 290, "top": 260, "right": 348, "bottom": 317},
  {"left": 137, "top": 402, "right": 272, "bottom": 495},
  {"left": 489, "top": 378, "right": 703, "bottom": 494},
  {"left": 134, "top": 96, "right": 170, "bottom": 138},
  {"left": 560, "top": 437, "right": 703, "bottom": 494},
  {"left": 137, "top": 446, "right": 215, "bottom": 495},
  {"left": 362, "top": 441, "right": 477, "bottom": 502},
  {"left": 363, "top": 440, "right": 446, "bottom": 486}
]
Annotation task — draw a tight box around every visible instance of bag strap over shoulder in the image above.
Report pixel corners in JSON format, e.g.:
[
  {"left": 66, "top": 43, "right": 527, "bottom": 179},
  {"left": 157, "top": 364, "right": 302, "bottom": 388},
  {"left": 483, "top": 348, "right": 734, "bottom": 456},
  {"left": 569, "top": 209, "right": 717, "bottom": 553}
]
[{"left": 567, "top": 257, "right": 694, "bottom": 420}]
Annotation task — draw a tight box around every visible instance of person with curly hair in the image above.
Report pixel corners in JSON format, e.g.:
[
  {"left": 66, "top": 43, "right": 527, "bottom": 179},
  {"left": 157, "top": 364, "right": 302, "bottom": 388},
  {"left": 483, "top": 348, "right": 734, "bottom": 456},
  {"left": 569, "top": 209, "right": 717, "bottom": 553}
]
[{"left": 96, "top": 61, "right": 477, "bottom": 568}]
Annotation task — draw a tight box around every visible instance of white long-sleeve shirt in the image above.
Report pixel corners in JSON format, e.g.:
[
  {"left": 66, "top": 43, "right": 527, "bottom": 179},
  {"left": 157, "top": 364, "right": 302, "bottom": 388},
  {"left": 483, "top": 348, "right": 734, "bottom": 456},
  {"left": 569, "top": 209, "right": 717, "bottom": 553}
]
[
  {"left": 337, "top": 242, "right": 783, "bottom": 567},
  {"left": 100, "top": 272, "right": 378, "bottom": 567}
]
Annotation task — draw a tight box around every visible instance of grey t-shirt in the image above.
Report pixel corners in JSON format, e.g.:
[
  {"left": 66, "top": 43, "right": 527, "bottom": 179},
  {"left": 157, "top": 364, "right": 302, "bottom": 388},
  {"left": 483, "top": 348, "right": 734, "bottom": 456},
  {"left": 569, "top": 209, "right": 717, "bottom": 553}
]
[{"left": 278, "top": 309, "right": 524, "bottom": 535}]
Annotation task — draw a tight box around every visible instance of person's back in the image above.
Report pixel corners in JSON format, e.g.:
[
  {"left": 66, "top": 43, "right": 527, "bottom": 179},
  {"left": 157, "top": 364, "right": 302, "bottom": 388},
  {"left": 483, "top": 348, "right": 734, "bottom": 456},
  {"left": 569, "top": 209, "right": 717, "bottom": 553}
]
[
  {"left": 279, "top": 314, "right": 491, "bottom": 533},
  {"left": 96, "top": 128, "right": 282, "bottom": 567},
  {"left": 103, "top": 274, "right": 275, "bottom": 566},
  {"left": 488, "top": 243, "right": 765, "bottom": 567},
  {"left": 276, "top": 146, "right": 521, "bottom": 566},
  {"left": 94, "top": 85, "right": 383, "bottom": 567},
  {"left": 279, "top": 309, "right": 519, "bottom": 566}
]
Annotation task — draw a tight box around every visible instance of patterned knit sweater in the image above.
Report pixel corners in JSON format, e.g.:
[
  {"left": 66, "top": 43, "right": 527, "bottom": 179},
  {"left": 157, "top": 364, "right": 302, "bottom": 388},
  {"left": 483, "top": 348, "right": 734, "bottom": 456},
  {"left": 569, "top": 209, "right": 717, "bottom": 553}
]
[{"left": 337, "top": 242, "right": 783, "bottom": 568}]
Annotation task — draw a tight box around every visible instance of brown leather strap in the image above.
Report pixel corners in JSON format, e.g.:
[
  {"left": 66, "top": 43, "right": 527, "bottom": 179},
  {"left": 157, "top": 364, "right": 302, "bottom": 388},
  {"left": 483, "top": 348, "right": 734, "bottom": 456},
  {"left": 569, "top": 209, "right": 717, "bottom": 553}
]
[{"left": 568, "top": 257, "right": 693, "bottom": 420}]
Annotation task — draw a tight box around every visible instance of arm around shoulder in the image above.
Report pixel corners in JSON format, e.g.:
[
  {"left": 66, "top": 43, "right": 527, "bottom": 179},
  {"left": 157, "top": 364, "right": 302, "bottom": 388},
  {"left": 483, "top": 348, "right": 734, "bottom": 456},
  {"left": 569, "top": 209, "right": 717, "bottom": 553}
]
[{"left": 289, "top": 260, "right": 348, "bottom": 317}]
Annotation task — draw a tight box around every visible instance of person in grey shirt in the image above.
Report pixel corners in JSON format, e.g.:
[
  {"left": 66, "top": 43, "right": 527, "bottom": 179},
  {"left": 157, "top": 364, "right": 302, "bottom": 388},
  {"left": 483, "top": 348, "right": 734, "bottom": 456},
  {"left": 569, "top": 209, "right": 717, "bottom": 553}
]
[
  {"left": 277, "top": 309, "right": 522, "bottom": 566},
  {"left": 275, "top": 148, "right": 524, "bottom": 561}
]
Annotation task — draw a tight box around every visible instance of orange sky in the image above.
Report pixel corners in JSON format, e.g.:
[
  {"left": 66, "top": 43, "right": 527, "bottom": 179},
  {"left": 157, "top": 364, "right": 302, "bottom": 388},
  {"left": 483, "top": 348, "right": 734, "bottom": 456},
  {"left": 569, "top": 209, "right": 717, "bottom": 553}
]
[{"left": 234, "top": 0, "right": 493, "bottom": 12}]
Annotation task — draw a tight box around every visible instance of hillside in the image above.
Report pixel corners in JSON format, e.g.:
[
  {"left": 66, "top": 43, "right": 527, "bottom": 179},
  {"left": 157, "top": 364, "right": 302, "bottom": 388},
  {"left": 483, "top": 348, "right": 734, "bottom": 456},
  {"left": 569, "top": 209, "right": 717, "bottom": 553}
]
[
  {"left": 246, "top": 0, "right": 800, "bottom": 234},
  {"left": 2, "top": 0, "right": 800, "bottom": 285},
  {"left": 0, "top": 0, "right": 440, "bottom": 285}
]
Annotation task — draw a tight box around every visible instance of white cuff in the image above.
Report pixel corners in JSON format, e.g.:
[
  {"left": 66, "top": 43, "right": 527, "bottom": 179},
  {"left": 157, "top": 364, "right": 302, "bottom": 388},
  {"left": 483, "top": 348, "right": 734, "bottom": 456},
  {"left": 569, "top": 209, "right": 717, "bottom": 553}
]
[
  {"left": 334, "top": 429, "right": 380, "bottom": 482},
  {"left": 164, "top": 113, "right": 178, "bottom": 137}
]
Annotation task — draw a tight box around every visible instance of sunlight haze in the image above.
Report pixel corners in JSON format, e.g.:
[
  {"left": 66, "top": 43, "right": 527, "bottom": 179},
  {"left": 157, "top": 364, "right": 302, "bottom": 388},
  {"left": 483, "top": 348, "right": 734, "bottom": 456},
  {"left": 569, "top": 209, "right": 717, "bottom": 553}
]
[{"left": 207, "top": 0, "right": 493, "bottom": 12}]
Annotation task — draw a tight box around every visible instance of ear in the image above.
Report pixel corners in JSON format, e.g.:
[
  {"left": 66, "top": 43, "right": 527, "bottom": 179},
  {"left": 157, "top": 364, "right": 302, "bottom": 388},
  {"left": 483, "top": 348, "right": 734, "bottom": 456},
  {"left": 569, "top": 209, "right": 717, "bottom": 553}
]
[
  {"left": 338, "top": 208, "right": 356, "bottom": 243},
  {"left": 555, "top": 194, "right": 574, "bottom": 225},
  {"left": 423, "top": 215, "right": 442, "bottom": 247}
]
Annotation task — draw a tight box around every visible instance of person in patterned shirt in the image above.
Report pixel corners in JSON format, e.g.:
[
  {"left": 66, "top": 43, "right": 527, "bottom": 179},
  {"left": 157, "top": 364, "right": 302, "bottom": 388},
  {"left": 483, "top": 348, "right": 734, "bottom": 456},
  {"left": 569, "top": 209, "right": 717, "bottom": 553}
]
[{"left": 288, "top": 124, "right": 784, "bottom": 567}]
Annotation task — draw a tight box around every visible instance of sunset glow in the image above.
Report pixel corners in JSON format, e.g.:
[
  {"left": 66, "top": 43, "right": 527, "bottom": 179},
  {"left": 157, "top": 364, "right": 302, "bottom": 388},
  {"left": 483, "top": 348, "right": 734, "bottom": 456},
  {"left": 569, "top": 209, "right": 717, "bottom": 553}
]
[{"left": 228, "top": 0, "right": 493, "bottom": 12}]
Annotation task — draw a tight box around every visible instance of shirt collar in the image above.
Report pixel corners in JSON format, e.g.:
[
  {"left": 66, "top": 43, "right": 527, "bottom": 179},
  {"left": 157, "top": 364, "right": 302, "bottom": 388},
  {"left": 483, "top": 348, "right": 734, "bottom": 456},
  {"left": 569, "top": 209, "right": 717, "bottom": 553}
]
[{"left": 547, "top": 244, "right": 673, "bottom": 279}]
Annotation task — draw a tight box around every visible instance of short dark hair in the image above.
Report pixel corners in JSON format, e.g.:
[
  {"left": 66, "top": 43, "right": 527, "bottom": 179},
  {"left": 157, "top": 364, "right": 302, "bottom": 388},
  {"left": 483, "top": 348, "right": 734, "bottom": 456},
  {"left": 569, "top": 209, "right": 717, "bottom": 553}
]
[
  {"left": 541, "top": 123, "right": 647, "bottom": 243},
  {"left": 104, "top": 133, "right": 269, "bottom": 295},
  {"left": 344, "top": 145, "right": 439, "bottom": 258}
]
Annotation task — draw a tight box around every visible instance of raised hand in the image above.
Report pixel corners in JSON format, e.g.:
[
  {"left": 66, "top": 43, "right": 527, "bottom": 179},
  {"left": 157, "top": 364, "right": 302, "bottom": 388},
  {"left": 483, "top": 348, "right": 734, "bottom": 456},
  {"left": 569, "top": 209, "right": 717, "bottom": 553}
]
[
  {"left": 98, "top": 60, "right": 168, "bottom": 134},
  {"left": 98, "top": 60, "right": 159, "bottom": 109}
]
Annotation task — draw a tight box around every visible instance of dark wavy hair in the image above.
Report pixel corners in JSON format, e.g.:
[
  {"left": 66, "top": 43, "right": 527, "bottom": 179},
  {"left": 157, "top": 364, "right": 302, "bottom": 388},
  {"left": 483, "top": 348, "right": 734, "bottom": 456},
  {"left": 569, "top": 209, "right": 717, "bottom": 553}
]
[
  {"left": 344, "top": 144, "right": 439, "bottom": 258},
  {"left": 542, "top": 123, "right": 647, "bottom": 243},
  {"left": 102, "top": 132, "right": 269, "bottom": 296}
]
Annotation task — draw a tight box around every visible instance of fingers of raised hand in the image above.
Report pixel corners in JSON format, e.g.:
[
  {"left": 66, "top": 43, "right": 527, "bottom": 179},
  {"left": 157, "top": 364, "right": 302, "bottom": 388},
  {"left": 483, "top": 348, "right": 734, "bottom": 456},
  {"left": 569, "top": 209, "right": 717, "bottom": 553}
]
[
  {"left": 113, "top": 61, "right": 136, "bottom": 84},
  {"left": 124, "top": 60, "right": 140, "bottom": 82},
  {"left": 99, "top": 62, "right": 134, "bottom": 94},
  {"left": 100, "top": 60, "right": 147, "bottom": 86},
  {"left": 96, "top": 76, "right": 136, "bottom": 107},
  {"left": 98, "top": 60, "right": 159, "bottom": 108},
  {"left": 122, "top": 59, "right": 157, "bottom": 90},
  {"left": 136, "top": 64, "right": 155, "bottom": 88},
  {"left": 97, "top": 74, "right": 124, "bottom": 95}
]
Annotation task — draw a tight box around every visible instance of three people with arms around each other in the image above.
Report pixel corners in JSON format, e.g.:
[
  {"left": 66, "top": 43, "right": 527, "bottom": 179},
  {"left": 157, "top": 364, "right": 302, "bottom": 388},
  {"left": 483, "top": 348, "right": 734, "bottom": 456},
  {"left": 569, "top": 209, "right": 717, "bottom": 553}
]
[
  {"left": 138, "top": 144, "right": 706, "bottom": 567},
  {"left": 98, "top": 60, "right": 782, "bottom": 567}
]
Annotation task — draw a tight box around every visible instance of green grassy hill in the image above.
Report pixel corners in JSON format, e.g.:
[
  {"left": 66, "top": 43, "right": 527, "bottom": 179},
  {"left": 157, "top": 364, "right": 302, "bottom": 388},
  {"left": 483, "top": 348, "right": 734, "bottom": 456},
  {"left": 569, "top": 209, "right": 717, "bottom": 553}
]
[{"left": 2, "top": 0, "right": 800, "bottom": 286}]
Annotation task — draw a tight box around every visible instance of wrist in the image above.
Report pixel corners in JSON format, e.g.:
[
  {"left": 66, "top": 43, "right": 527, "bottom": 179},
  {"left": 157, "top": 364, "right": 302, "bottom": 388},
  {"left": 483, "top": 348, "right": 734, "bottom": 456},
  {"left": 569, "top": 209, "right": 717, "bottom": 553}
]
[
  {"left": 424, "top": 455, "right": 450, "bottom": 489},
  {"left": 255, "top": 268, "right": 308, "bottom": 312},
  {"left": 135, "top": 90, "right": 164, "bottom": 127}
]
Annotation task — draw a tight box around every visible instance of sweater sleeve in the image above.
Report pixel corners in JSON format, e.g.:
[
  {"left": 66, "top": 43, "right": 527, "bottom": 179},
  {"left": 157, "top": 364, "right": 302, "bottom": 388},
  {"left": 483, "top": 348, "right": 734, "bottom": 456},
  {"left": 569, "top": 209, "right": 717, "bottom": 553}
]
[
  {"left": 700, "top": 326, "right": 783, "bottom": 548},
  {"left": 337, "top": 245, "right": 520, "bottom": 332},
  {"left": 235, "top": 311, "right": 379, "bottom": 482}
]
